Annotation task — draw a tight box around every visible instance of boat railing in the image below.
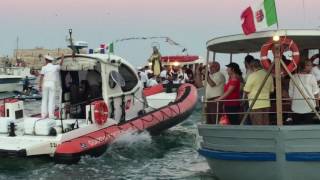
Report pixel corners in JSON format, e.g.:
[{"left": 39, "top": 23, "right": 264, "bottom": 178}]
[{"left": 203, "top": 97, "right": 320, "bottom": 125}]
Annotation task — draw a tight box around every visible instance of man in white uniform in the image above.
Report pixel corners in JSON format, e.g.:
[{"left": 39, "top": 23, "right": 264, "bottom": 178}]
[{"left": 39, "top": 55, "right": 64, "bottom": 118}]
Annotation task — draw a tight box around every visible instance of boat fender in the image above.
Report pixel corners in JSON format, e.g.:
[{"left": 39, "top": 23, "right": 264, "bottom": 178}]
[
  {"left": 138, "top": 109, "right": 146, "bottom": 116},
  {"left": 120, "top": 95, "right": 126, "bottom": 123},
  {"left": 260, "top": 37, "right": 300, "bottom": 74},
  {"left": 92, "top": 100, "right": 108, "bottom": 125},
  {"left": 110, "top": 97, "right": 115, "bottom": 119},
  {"left": 49, "top": 126, "right": 62, "bottom": 136}
]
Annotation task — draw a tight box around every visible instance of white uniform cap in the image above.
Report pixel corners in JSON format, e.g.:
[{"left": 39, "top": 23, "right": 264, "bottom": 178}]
[{"left": 44, "top": 55, "right": 55, "bottom": 61}]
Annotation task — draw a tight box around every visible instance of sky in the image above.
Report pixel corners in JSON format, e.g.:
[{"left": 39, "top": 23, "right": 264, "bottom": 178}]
[{"left": 0, "top": 0, "right": 320, "bottom": 67}]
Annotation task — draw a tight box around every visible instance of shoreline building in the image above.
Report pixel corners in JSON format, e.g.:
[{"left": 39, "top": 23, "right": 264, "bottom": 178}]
[{"left": 13, "top": 47, "right": 72, "bottom": 69}]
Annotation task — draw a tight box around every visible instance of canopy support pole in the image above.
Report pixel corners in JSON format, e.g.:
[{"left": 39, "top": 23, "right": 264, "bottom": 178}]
[
  {"left": 202, "top": 50, "right": 210, "bottom": 124},
  {"left": 274, "top": 41, "right": 283, "bottom": 125}
]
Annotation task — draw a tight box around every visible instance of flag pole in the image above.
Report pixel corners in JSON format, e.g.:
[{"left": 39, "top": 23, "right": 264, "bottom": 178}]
[{"left": 274, "top": 0, "right": 279, "bottom": 30}]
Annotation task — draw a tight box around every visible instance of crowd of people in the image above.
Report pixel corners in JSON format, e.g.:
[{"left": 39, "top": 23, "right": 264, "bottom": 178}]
[
  {"left": 137, "top": 46, "right": 196, "bottom": 88},
  {"left": 205, "top": 55, "right": 320, "bottom": 126},
  {"left": 137, "top": 65, "right": 195, "bottom": 88}
]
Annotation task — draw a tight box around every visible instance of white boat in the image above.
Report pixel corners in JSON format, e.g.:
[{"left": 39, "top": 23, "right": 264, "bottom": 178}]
[
  {"left": 198, "top": 29, "right": 320, "bottom": 180},
  {"left": 0, "top": 66, "right": 37, "bottom": 84},
  {"left": 0, "top": 37, "right": 198, "bottom": 164},
  {"left": 0, "top": 74, "right": 23, "bottom": 92}
]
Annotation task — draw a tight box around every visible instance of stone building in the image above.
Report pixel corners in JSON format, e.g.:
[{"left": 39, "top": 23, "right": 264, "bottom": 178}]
[{"left": 13, "top": 47, "right": 72, "bottom": 69}]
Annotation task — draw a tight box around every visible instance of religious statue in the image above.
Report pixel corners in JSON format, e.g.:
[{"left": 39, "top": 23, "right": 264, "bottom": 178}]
[{"left": 148, "top": 46, "right": 162, "bottom": 76}]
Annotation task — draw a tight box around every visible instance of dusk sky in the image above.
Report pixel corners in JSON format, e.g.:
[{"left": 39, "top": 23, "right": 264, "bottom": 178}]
[{"left": 0, "top": 0, "right": 319, "bottom": 66}]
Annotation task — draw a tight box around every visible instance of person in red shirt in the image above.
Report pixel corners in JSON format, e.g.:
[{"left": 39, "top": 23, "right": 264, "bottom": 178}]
[{"left": 216, "top": 62, "right": 242, "bottom": 125}]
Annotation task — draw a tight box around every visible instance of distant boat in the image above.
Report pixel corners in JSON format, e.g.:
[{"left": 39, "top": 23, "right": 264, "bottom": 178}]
[{"left": 0, "top": 74, "right": 23, "bottom": 92}]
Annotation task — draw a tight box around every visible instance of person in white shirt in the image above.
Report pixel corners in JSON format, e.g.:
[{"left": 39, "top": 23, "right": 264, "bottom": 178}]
[
  {"left": 160, "top": 68, "right": 167, "bottom": 79},
  {"left": 144, "top": 65, "right": 153, "bottom": 75},
  {"left": 311, "top": 60, "right": 320, "bottom": 84},
  {"left": 289, "top": 60, "right": 319, "bottom": 124},
  {"left": 178, "top": 67, "right": 189, "bottom": 83},
  {"left": 205, "top": 62, "right": 226, "bottom": 124},
  {"left": 39, "top": 55, "right": 64, "bottom": 118},
  {"left": 138, "top": 70, "right": 148, "bottom": 88},
  {"left": 147, "top": 74, "right": 158, "bottom": 87}
]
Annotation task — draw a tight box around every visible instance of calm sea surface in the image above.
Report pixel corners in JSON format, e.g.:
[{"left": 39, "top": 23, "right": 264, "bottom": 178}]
[{"left": 0, "top": 92, "right": 216, "bottom": 180}]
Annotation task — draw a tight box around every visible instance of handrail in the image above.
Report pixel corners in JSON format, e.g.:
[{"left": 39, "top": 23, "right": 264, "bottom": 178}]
[{"left": 203, "top": 97, "right": 318, "bottom": 103}]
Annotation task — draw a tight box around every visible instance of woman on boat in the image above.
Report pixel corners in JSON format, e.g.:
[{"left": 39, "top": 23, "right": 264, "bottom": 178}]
[
  {"left": 216, "top": 62, "right": 242, "bottom": 125},
  {"left": 289, "top": 60, "right": 319, "bottom": 124}
]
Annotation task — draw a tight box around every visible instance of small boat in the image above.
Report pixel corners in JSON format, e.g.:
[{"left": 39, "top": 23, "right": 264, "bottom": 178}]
[
  {"left": 198, "top": 29, "right": 320, "bottom": 180},
  {"left": 0, "top": 66, "right": 37, "bottom": 85},
  {"left": 0, "top": 43, "right": 197, "bottom": 164},
  {"left": 13, "top": 88, "right": 42, "bottom": 100},
  {"left": 0, "top": 75, "right": 23, "bottom": 92}
]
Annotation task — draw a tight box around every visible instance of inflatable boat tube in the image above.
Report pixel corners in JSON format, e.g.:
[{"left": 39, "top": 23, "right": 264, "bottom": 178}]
[{"left": 54, "top": 83, "right": 197, "bottom": 164}]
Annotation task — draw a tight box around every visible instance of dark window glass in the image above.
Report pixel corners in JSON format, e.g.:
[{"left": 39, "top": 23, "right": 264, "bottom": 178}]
[{"left": 118, "top": 64, "right": 138, "bottom": 92}]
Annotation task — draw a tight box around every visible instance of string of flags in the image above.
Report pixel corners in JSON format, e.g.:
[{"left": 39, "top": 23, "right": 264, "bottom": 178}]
[{"left": 89, "top": 36, "right": 186, "bottom": 54}]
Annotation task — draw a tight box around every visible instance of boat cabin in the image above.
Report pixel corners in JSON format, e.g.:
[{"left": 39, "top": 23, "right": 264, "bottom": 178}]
[{"left": 58, "top": 54, "right": 144, "bottom": 124}]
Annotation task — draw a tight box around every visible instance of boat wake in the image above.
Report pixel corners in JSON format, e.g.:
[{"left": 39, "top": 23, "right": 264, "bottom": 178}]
[{"left": 111, "top": 131, "right": 152, "bottom": 147}]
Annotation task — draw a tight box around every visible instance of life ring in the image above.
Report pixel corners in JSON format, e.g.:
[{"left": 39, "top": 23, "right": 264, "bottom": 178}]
[
  {"left": 260, "top": 37, "right": 300, "bottom": 74},
  {"left": 92, "top": 100, "right": 108, "bottom": 125}
]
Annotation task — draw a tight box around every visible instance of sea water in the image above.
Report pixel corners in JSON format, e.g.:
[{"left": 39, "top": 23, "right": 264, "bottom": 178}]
[{"left": 0, "top": 93, "right": 217, "bottom": 180}]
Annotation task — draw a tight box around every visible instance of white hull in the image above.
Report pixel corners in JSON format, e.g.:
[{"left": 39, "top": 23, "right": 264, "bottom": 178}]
[
  {"left": 0, "top": 118, "right": 118, "bottom": 157},
  {"left": 146, "top": 92, "right": 177, "bottom": 109},
  {"left": 0, "top": 83, "right": 21, "bottom": 92},
  {"left": 198, "top": 125, "right": 320, "bottom": 180}
]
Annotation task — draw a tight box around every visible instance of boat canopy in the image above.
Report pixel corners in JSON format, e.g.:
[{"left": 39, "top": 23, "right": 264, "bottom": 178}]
[
  {"left": 207, "top": 29, "right": 320, "bottom": 54},
  {"left": 161, "top": 56, "right": 199, "bottom": 63},
  {"left": 160, "top": 55, "right": 205, "bottom": 66}
]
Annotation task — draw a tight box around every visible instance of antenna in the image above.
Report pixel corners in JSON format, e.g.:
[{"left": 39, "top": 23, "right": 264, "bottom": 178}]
[
  {"left": 68, "top": 29, "right": 77, "bottom": 55},
  {"left": 16, "top": 36, "right": 19, "bottom": 60}
]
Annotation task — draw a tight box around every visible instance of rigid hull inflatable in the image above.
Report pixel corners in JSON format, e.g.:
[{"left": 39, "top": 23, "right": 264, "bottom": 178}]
[{"left": 0, "top": 52, "right": 197, "bottom": 164}]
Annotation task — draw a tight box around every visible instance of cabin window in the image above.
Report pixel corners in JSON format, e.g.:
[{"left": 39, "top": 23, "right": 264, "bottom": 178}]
[{"left": 118, "top": 64, "right": 138, "bottom": 92}]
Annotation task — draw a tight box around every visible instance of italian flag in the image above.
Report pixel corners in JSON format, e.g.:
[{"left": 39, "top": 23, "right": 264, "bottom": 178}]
[{"left": 241, "top": 0, "right": 278, "bottom": 35}]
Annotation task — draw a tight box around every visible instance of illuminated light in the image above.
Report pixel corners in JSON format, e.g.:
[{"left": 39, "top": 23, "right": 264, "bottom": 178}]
[
  {"left": 173, "top": 61, "right": 180, "bottom": 66},
  {"left": 273, "top": 35, "right": 280, "bottom": 42},
  {"left": 148, "top": 62, "right": 152, "bottom": 66}
]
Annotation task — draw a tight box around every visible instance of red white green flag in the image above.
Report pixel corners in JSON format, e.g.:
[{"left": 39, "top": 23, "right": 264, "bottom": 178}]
[{"left": 241, "top": 0, "right": 278, "bottom": 35}]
